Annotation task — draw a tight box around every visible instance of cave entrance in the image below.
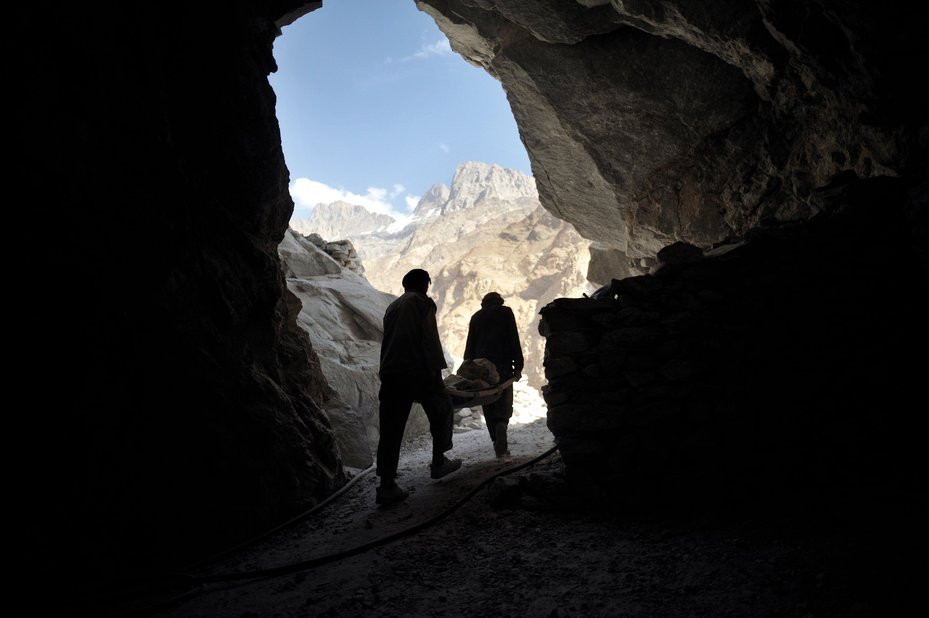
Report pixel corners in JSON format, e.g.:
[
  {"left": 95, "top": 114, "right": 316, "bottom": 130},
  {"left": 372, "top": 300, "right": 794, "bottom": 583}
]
[
  {"left": 270, "top": 1, "right": 591, "bottom": 433},
  {"left": 270, "top": 1, "right": 530, "bottom": 227}
]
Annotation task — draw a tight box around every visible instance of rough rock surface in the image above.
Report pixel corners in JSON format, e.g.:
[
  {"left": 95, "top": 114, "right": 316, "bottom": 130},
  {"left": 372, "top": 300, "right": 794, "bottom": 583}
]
[
  {"left": 279, "top": 229, "right": 391, "bottom": 467},
  {"left": 15, "top": 2, "right": 926, "bottom": 612},
  {"left": 18, "top": 0, "right": 347, "bottom": 595},
  {"left": 539, "top": 177, "right": 926, "bottom": 509},
  {"left": 417, "top": 0, "right": 927, "bottom": 266}
]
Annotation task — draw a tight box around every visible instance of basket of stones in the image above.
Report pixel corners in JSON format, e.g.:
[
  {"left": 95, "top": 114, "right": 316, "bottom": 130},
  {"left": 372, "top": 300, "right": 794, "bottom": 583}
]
[{"left": 444, "top": 358, "right": 514, "bottom": 410}]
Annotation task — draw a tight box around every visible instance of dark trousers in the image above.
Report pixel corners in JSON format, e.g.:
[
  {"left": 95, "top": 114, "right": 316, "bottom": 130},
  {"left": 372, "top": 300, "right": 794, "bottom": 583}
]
[
  {"left": 376, "top": 376, "right": 454, "bottom": 482},
  {"left": 482, "top": 383, "right": 513, "bottom": 442}
]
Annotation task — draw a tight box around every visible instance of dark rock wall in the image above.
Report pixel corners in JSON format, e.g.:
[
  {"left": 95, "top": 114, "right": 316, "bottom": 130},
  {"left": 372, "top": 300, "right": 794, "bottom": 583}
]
[
  {"left": 540, "top": 176, "right": 927, "bottom": 508},
  {"left": 14, "top": 0, "right": 343, "bottom": 589},
  {"left": 10, "top": 0, "right": 927, "bottom": 608},
  {"left": 421, "top": 0, "right": 928, "bottom": 513},
  {"left": 418, "top": 0, "right": 928, "bottom": 264}
]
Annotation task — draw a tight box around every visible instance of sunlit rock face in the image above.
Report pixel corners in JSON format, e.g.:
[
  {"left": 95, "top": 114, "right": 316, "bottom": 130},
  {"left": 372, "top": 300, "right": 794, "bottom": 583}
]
[
  {"left": 279, "top": 230, "right": 392, "bottom": 468},
  {"left": 356, "top": 162, "right": 596, "bottom": 389},
  {"left": 417, "top": 0, "right": 926, "bottom": 269},
  {"left": 279, "top": 229, "right": 442, "bottom": 464}
]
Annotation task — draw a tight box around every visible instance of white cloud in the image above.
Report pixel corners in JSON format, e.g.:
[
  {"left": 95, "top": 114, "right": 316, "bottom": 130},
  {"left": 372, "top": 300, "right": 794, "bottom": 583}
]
[
  {"left": 439, "top": 143, "right": 450, "bottom": 153},
  {"left": 405, "top": 194, "right": 420, "bottom": 210},
  {"left": 403, "top": 38, "right": 452, "bottom": 61},
  {"left": 366, "top": 186, "right": 388, "bottom": 202},
  {"left": 290, "top": 177, "right": 404, "bottom": 218}
]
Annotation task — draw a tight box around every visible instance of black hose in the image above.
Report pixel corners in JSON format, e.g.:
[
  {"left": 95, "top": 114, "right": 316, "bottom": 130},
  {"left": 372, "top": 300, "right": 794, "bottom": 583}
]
[
  {"left": 92, "top": 465, "right": 376, "bottom": 617},
  {"left": 196, "top": 444, "right": 559, "bottom": 583},
  {"left": 180, "top": 463, "right": 377, "bottom": 572},
  {"left": 105, "top": 444, "right": 560, "bottom": 615}
]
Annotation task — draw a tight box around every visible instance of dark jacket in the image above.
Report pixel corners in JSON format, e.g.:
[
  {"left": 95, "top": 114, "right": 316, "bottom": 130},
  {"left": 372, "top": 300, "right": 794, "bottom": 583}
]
[
  {"left": 463, "top": 304, "right": 524, "bottom": 378},
  {"left": 379, "top": 290, "right": 447, "bottom": 385}
]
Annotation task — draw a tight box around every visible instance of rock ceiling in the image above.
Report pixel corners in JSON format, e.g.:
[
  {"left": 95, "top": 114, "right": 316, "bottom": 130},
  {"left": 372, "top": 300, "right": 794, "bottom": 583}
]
[{"left": 416, "top": 0, "right": 924, "bottom": 265}]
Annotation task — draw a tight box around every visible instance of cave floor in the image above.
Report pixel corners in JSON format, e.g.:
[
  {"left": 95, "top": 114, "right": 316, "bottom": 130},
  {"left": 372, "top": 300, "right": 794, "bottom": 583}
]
[{"left": 145, "top": 419, "right": 917, "bottom": 617}]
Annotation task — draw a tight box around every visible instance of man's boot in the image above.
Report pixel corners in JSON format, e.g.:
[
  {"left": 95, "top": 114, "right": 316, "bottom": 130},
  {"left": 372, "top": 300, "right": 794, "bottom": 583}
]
[
  {"left": 376, "top": 481, "right": 409, "bottom": 506},
  {"left": 430, "top": 455, "right": 462, "bottom": 479},
  {"left": 493, "top": 421, "right": 510, "bottom": 458}
]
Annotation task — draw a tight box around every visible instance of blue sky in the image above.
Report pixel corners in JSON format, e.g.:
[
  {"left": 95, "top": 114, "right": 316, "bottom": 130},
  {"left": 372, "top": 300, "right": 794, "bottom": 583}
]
[{"left": 269, "top": 0, "right": 531, "bottom": 225}]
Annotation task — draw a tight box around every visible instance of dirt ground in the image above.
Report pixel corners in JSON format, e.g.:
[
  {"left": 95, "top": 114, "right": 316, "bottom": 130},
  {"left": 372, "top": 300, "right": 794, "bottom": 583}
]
[{"left": 130, "top": 384, "right": 919, "bottom": 618}]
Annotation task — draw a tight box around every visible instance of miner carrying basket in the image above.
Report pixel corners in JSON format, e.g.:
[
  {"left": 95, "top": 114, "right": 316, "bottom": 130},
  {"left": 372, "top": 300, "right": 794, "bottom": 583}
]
[{"left": 453, "top": 291, "right": 524, "bottom": 458}]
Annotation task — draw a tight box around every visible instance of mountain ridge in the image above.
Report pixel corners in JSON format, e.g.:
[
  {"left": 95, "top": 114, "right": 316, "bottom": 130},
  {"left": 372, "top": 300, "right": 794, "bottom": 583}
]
[{"left": 289, "top": 161, "right": 594, "bottom": 389}]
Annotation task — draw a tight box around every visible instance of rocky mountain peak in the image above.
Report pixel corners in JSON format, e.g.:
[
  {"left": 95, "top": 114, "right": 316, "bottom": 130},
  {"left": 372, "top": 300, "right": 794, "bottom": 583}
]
[
  {"left": 411, "top": 182, "right": 452, "bottom": 220},
  {"left": 445, "top": 161, "right": 538, "bottom": 211},
  {"left": 413, "top": 161, "right": 539, "bottom": 219},
  {"left": 291, "top": 200, "right": 396, "bottom": 239}
]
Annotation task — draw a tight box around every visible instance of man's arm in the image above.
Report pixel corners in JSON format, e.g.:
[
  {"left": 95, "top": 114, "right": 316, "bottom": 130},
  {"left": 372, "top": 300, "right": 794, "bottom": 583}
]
[
  {"left": 422, "top": 305, "right": 447, "bottom": 372},
  {"left": 507, "top": 308, "right": 524, "bottom": 374},
  {"left": 463, "top": 315, "right": 476, "bottom": 361},
  {"left": 419, "top": 302, "right": 449, "bottom": 393}
]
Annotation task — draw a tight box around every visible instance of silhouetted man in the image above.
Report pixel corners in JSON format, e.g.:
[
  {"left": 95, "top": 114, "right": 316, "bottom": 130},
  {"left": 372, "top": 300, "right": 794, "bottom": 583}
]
[
  {"left": 464, "top": 291, "right": 524, "bottom": 458},
  {"left": 376, "top": 268, "right": 462, "bottom": 505}
]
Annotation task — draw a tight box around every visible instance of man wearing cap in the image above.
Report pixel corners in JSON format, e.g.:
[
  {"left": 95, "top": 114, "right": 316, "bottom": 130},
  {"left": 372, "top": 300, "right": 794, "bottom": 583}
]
[
  {"left": 375, "top": 268, "right": 462, "bottom": 506},
  {"left": 464, "top": 291, "right": 524, "bottom": 458}
]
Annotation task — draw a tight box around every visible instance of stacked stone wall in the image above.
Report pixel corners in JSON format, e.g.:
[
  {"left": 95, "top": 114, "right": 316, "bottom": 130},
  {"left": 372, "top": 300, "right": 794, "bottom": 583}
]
[{"left": 539, "top": 178, "right": 926, "bottom": 509}]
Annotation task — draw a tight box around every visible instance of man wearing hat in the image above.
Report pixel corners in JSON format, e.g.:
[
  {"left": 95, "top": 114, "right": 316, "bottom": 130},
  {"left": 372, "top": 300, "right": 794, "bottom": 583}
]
[
  {"left": 376, "top": 268, "right": 462, "bottom": 506},
  {"left": 464, "top": 291, "right": 524, "bottom": 458}
]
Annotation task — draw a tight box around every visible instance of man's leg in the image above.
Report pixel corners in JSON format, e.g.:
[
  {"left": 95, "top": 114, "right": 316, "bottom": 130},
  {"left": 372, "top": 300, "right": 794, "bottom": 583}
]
[
  {"left": 419, "top": 388, "right": 461, "bottom": 478},
  {"left": 493, "top": 420, "right": 510, "bottom": 457},
  {"left": 484, "top": 386, "right": 514, "bottom": 457},
  {"left": 483, "top": 412, "right": 497, "bottom": 442},
  {"left": 418, "top": 387, "right": 454, "bottom": 456},
  {"left": 376, "top": 380, "right": 413, "bottom": 503}
]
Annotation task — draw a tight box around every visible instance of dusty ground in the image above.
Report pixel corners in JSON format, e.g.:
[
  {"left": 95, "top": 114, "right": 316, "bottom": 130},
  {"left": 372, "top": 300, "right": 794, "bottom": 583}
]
[{"left": 133, "top": 390, "right": 918, "bottom": 618}]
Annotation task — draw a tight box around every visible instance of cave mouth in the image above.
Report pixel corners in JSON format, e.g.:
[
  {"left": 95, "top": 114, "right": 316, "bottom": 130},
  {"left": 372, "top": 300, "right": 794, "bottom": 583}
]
[
  {"left": 269, "top": 2, "right": 581, "bottom": 432},
  {"left": 18, "top": 2, "right": 926, "bottom": 614},
  {"left": 269, "top": 1, "right": 532, "bottom": 234}
]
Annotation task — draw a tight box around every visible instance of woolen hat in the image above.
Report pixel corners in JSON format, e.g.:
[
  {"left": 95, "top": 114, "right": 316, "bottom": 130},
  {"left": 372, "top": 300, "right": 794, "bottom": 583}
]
[
  {"left": 401, "top": 268, "right": 431, "bottom": 290},
  {"left": 481, "top": 291, "right": 504, "bottom": 306}
]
